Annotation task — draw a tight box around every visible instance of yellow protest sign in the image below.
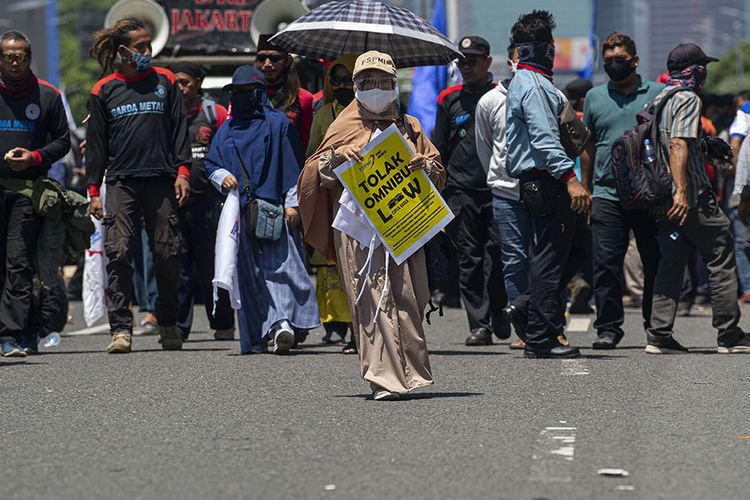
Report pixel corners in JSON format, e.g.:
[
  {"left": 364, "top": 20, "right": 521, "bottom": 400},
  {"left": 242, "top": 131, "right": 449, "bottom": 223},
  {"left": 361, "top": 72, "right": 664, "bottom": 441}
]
[{"left": 334, "top": 123, "right": 454, "bottom": 265}]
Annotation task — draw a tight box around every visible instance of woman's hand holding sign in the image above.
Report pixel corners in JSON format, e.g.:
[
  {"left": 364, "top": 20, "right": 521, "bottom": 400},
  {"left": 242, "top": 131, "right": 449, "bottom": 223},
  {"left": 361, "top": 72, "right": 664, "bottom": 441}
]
[
  {"left": 408, "top": 153, "right": 429, "bottom": 172},
  {"left": 333, "top": 144, "right": 363, "bottom": 164}
]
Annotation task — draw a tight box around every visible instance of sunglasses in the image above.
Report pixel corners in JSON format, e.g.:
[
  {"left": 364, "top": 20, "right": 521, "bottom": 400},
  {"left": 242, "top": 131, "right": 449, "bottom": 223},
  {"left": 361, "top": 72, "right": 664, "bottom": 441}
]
[
  {"left": 330, "top": 74, "right": 353, "bottom": 86},
  {"left": 457, "top": 56, "right": 483, "bottom": 67},
  {"left": 2, "top": 52, "right": 28, "bottom": 64},
  {"left": 256, "top": 54, "right": 285, "bottom": 64}
]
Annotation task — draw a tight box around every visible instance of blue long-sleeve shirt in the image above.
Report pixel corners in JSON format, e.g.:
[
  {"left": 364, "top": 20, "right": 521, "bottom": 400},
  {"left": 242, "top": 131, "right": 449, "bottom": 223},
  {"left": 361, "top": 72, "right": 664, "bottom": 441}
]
[{"left": 505, "top": 69, "right": 575, "bottom": 179}]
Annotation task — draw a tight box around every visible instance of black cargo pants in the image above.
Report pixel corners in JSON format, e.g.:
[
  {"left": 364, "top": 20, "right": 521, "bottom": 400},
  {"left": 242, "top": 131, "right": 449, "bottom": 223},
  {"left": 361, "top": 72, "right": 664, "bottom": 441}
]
[
  {"left": 104, "top": 177, "right": 183, "bottom": 334},
  {"left": 0, "top": 186, "right": 42, "bottom": 342}
]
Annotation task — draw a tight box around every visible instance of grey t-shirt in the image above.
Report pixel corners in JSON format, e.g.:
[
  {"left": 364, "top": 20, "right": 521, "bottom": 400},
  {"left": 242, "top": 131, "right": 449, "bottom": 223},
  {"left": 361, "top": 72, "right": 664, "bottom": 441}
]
[{"left": 654, "top": 86, "right": 711, "bottom": 208}]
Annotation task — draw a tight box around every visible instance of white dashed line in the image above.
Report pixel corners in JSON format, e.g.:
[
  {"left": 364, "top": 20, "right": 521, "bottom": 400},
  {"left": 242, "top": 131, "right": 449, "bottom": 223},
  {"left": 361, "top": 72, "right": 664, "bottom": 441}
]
[
  {"left": 63, "top": 323, "right": 110, "bottom": 336},
  {"left": 561, "top": 359, "right": 590, "bottom": 376},
  {"left": 566, "top": 317, "right": 591, "bottom": 332},
  {"left": 529, "top": 425, "right": 577, "bottom": 483}
]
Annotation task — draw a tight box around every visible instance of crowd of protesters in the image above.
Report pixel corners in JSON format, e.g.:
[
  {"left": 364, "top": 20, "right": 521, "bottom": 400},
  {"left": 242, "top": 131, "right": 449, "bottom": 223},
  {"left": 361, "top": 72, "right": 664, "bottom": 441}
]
[{"left": 3, "top": 7, "right": 750, "bottom": 400}]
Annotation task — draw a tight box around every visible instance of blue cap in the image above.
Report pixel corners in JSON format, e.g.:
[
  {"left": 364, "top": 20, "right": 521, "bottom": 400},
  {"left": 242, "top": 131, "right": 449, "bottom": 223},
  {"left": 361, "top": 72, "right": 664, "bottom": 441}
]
[{"left": 223, "top": 65, "right": 266, "bottom": 91}]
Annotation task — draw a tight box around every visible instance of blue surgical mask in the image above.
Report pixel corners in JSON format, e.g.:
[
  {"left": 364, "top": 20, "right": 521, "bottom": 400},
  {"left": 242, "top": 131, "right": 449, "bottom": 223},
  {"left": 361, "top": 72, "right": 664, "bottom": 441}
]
[{"left": 121, "top": 46, "right": 152, "bottom": 73}]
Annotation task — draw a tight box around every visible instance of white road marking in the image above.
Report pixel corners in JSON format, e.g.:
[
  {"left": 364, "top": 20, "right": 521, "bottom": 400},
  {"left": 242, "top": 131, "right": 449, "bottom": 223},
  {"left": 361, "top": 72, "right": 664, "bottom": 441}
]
[
  {"left": 63, "top": 323, "right": 110, "bottom": 336},
  {"left": 566, "top": 317, "right": 591, "bottom": 332},
  {"left": 529, "top": 425, "right": 577, "bottom": 483},
  {"left": 561, "top": 359, "right": 590, "bottom": 376}
]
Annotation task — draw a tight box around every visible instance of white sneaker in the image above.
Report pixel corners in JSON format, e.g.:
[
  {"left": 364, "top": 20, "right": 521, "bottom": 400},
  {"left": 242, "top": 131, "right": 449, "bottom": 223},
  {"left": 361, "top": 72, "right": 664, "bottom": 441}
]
[
  {"left": 373, "top": 389, "right": 400, "bottom": 401},
  {"left": 273, "top": 329, "right": 294, "bottom": 355}
]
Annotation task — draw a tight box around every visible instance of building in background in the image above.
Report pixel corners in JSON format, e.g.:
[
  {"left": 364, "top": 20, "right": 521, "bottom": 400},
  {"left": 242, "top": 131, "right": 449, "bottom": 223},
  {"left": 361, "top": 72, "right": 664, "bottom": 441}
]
[
  {"left": 390, "top": 0, "right": 750, "bottom": 86},
  {"left": 597, "top": 0, "right": 748, "bottom": 82}
]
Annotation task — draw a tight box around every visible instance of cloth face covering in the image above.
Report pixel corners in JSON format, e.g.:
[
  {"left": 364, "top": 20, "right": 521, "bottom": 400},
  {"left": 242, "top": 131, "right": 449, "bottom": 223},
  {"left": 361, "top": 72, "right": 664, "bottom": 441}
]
[
  {"left": 231, "top": 89, "right": 265, "bottom": 116},
  {"left": 667, "top": 64, "right": 707, "bottom": 92},
  {"left": 121, "top": 46, "right": 152, "bottom": 73},
  {"left": 604, "top": 59, "right": 636, "bottom": 82},
  {"left": 333, "top": 87, "right": 355, "bottom": 107},
  {"left": 355, "top": 87, "right": 398, "bottom": 114},
  {"left": 516, "top": 41, "right": 555, "bottom": 74}
]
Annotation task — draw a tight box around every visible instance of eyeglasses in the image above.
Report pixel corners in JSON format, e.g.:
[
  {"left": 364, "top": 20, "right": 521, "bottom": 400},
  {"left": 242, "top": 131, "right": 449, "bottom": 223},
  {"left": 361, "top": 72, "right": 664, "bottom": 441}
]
[
  {"left": 330, "top": 74, "right": 353, "bottom": 86},
  {"left": 256, "top": 54, "right": 285, "bottom": 64},
  {"left": 1, "top": 52, "right": 28, "bottom": 65}
]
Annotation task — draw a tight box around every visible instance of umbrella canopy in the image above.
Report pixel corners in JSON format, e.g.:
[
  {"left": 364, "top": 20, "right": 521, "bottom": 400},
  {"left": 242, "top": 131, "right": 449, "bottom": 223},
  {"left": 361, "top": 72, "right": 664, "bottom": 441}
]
[{"left": 269, "top": 0, "right": 461, "bottom": 68}]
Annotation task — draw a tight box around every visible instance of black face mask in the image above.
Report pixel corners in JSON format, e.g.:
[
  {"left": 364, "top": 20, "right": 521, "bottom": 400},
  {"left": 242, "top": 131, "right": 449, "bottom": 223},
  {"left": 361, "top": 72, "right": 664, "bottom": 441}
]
[
  {"left": 333, "top": 87, "right": 355, "bottom": 107},
  {"left": 230, "top": 89, "right": 263, "bottom": 115},
  {"left": 604, "top": 59, "right": 636, "bottom": 83}
]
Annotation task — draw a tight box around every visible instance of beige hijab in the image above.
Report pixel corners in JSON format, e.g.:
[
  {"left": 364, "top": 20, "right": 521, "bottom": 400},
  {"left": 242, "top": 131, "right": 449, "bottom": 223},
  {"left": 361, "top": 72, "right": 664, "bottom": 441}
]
[{"left": 299, "top": 100, "right": 444, "bottom": 263}]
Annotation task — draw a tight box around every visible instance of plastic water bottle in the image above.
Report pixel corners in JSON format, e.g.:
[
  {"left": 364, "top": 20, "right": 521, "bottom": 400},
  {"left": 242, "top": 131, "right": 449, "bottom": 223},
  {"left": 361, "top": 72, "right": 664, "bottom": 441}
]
[
  {"left": 41, "top": 332, "right": 61, "bottom": 348},
  {"left": 643, "top": 139, "right": 657, "bottom": 168}
]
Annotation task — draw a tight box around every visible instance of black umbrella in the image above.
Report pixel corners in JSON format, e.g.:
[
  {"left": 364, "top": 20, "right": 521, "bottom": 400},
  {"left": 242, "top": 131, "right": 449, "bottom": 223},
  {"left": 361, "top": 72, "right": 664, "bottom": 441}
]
[{"left": 269, "top": 0, "right": 460, "bottom": 67}]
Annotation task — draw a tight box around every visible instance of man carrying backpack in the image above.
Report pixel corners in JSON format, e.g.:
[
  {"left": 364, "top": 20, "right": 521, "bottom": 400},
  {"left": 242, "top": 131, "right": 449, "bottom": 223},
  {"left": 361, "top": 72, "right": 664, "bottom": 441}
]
[
  {"left": 171, "top": 61, "right": 235, "bottom": 340},
  {"left": 646, "top": 43, "right": 750, "bottom": 354},
  {"left": 581, "top": 33, "right": 664, "bottom": 350}
]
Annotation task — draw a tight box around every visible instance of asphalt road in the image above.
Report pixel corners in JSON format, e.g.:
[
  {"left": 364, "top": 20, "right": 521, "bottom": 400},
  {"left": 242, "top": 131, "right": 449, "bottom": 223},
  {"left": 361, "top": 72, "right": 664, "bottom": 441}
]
[{"left": 2, "top": 301, "right": 749, "bottom": 500}]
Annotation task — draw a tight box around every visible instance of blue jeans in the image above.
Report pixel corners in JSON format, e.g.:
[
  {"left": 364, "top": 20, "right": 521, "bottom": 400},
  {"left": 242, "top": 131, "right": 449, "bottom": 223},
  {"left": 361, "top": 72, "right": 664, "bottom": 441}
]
[
  {"left": 727, "top": 205, "right": 750, "bottom": 293},
  {"left": 491, "top": 194, "right": 532, "bottom": 301}
]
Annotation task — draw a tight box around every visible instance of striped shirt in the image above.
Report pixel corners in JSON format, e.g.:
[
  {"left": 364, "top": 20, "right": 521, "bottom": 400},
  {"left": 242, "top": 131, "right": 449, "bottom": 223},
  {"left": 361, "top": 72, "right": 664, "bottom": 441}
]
[{"left": 654, "top": 86, "right": 711, "bottom": 209}]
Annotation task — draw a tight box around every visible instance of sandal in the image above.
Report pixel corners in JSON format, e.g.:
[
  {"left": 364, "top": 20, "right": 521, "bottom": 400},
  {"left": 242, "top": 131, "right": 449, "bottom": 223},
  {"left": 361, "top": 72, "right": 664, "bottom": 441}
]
[{"left": 342, "top": 341, "right": 357, "bottom": 354}]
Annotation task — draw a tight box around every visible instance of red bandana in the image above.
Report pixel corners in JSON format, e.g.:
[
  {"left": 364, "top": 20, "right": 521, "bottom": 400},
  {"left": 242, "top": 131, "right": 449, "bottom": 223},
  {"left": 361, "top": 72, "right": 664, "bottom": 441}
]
[{"left": 0, "top": 71, "right": 38, "bottom": 99}]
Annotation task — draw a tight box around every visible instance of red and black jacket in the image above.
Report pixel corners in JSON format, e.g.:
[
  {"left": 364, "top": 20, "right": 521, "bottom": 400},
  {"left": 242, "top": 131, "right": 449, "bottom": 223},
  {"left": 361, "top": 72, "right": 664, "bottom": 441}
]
[
  {"left": 0, "top": 77, "right": 71, "bottom": 179},
  {"left": 85, "top": 67, "right": 191, "bottom": 196}
]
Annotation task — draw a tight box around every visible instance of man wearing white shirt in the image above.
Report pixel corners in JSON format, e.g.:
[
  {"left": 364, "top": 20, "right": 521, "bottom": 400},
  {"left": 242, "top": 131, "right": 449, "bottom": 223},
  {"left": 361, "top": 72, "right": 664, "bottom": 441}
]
[{"left": 475, "top": 44, "right": 529, "bottom": 348}]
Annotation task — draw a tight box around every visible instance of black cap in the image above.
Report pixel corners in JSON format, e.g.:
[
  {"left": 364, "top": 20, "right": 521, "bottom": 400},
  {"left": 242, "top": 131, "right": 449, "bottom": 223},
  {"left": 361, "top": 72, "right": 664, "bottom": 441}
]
[
  {"left": 222, "top": 65, "right": 266, "bottom": 92},
  {"left": 564, "top": 78, "right": 593, "bottom": 101},
  {"left": 170, "top": 61, "right": 206, "bottom": 79},
  {"left": 257, "top": 33, "right": 286, "bottom": 53},
  {"left": 458, "top": 36, "right": 490, "bottom": 56},
  {"left": 667, "top": 43, "right": 718, "bottom": 72}
]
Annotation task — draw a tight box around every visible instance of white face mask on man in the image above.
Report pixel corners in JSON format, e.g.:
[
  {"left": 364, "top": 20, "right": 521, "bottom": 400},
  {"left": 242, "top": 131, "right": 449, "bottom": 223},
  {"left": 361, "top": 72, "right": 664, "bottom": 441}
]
[{"left": 355, "top": 86, "right": 399, "bottom": 114}]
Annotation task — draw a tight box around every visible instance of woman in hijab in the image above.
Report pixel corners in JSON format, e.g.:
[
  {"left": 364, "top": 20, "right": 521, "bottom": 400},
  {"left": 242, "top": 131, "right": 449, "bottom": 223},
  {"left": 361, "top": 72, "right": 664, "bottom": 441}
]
[
  {"left": 300, "top": 51, "right": 445, "bottom": 400},
  {"left": 205, "top": 65, "right": 320, "bottom": 355},
  {"left": 306, "top": 55, "right": 357, "bottom": 353}
]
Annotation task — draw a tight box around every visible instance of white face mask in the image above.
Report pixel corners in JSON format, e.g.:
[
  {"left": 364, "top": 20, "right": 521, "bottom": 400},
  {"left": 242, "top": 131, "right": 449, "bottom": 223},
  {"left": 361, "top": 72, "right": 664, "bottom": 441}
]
[
  {"left": 355, "top": 86, "right": 398, "bottom": 114},
  {"left": 509, "top": 61, "right": 518, "bottom": 74}
]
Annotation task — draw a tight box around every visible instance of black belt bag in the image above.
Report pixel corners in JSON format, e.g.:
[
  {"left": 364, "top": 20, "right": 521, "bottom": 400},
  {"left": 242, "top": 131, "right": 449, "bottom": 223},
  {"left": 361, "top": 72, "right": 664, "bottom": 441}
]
[
  {"left": 232, "top": 136, "right": 284, "bottom": 242},
  {"left": 247, "top": 198, "right": 284, "bottom": 241}
]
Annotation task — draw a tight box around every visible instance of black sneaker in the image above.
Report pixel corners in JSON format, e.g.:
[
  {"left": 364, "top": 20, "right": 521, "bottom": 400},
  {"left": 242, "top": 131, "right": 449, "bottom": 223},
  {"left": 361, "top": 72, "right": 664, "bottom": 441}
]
[
  {"left": 718, "top": 334, "right": 750, "bottom": 354},
  {"left": 502, "top": 304, "right": 527, "bottom": 341},
  {"left": 592, "top": 330, "right": 624, "bottom": 350},
  {"left": 465, "top": 327, "right": 493, "bottom": 346},
  {"left": 644, "top": 336, "right": 688, "bottom": 354}
]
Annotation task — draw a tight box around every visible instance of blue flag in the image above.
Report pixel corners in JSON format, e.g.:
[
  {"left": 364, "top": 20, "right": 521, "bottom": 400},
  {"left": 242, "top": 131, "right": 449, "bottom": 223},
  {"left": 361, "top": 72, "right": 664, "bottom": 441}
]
[
  {"left": 407, "top": 0, "right": 448, "bottom": 138},
  {"left": 578, "top": 0, "right": 597, "bottom": 80}
]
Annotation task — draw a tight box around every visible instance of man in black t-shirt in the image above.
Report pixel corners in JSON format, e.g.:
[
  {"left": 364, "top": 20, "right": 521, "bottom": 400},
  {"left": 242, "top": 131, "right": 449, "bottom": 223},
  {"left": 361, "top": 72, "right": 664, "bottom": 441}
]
[
  {"left": 0, "top": 30, "right": 70, "bottom": 357},
  {"left": 86, "top": 18, "right": 191, "bottom": 354},
  {"left": 171, "top": 61, "right": 234, "bottom": 341},
  {"left": 432, "top": 36, "right": 509, "bottom": 346}
]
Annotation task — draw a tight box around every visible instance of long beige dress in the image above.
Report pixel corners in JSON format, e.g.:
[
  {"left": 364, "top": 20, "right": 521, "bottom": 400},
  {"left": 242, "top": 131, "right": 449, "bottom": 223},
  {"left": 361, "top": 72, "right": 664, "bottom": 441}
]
[{"left": 299, "top": 101, "right": 445, "bottom": 394}]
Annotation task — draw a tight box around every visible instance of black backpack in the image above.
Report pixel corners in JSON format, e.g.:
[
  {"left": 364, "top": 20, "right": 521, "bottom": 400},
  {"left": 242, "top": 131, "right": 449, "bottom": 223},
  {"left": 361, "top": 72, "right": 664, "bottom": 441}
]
[
  {"left": 400, "top": 111, "right": 456, "bottom": 324},
  {"left": 611, "top": 87, "right": 691, "bottom": 209}
]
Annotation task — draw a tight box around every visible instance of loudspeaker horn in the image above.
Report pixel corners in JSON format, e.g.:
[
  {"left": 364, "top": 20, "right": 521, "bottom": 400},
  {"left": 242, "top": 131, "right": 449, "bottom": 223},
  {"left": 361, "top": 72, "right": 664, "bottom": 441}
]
[
  {"left": 250, "top": 0, "right": 309, "bottom": 48},
  {"left": 104, "top": 0, "right": 170, "bottom": 56}
]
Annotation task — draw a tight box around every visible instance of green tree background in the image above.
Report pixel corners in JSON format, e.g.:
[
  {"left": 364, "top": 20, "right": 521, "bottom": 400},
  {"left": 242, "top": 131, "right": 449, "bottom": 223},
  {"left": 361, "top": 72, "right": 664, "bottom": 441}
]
[
  {"left": 704, "top": 41, "right": 750, "bottom": 94},
  {"left": 59, "top": 0, "right": 114, "bottom": 124}
]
